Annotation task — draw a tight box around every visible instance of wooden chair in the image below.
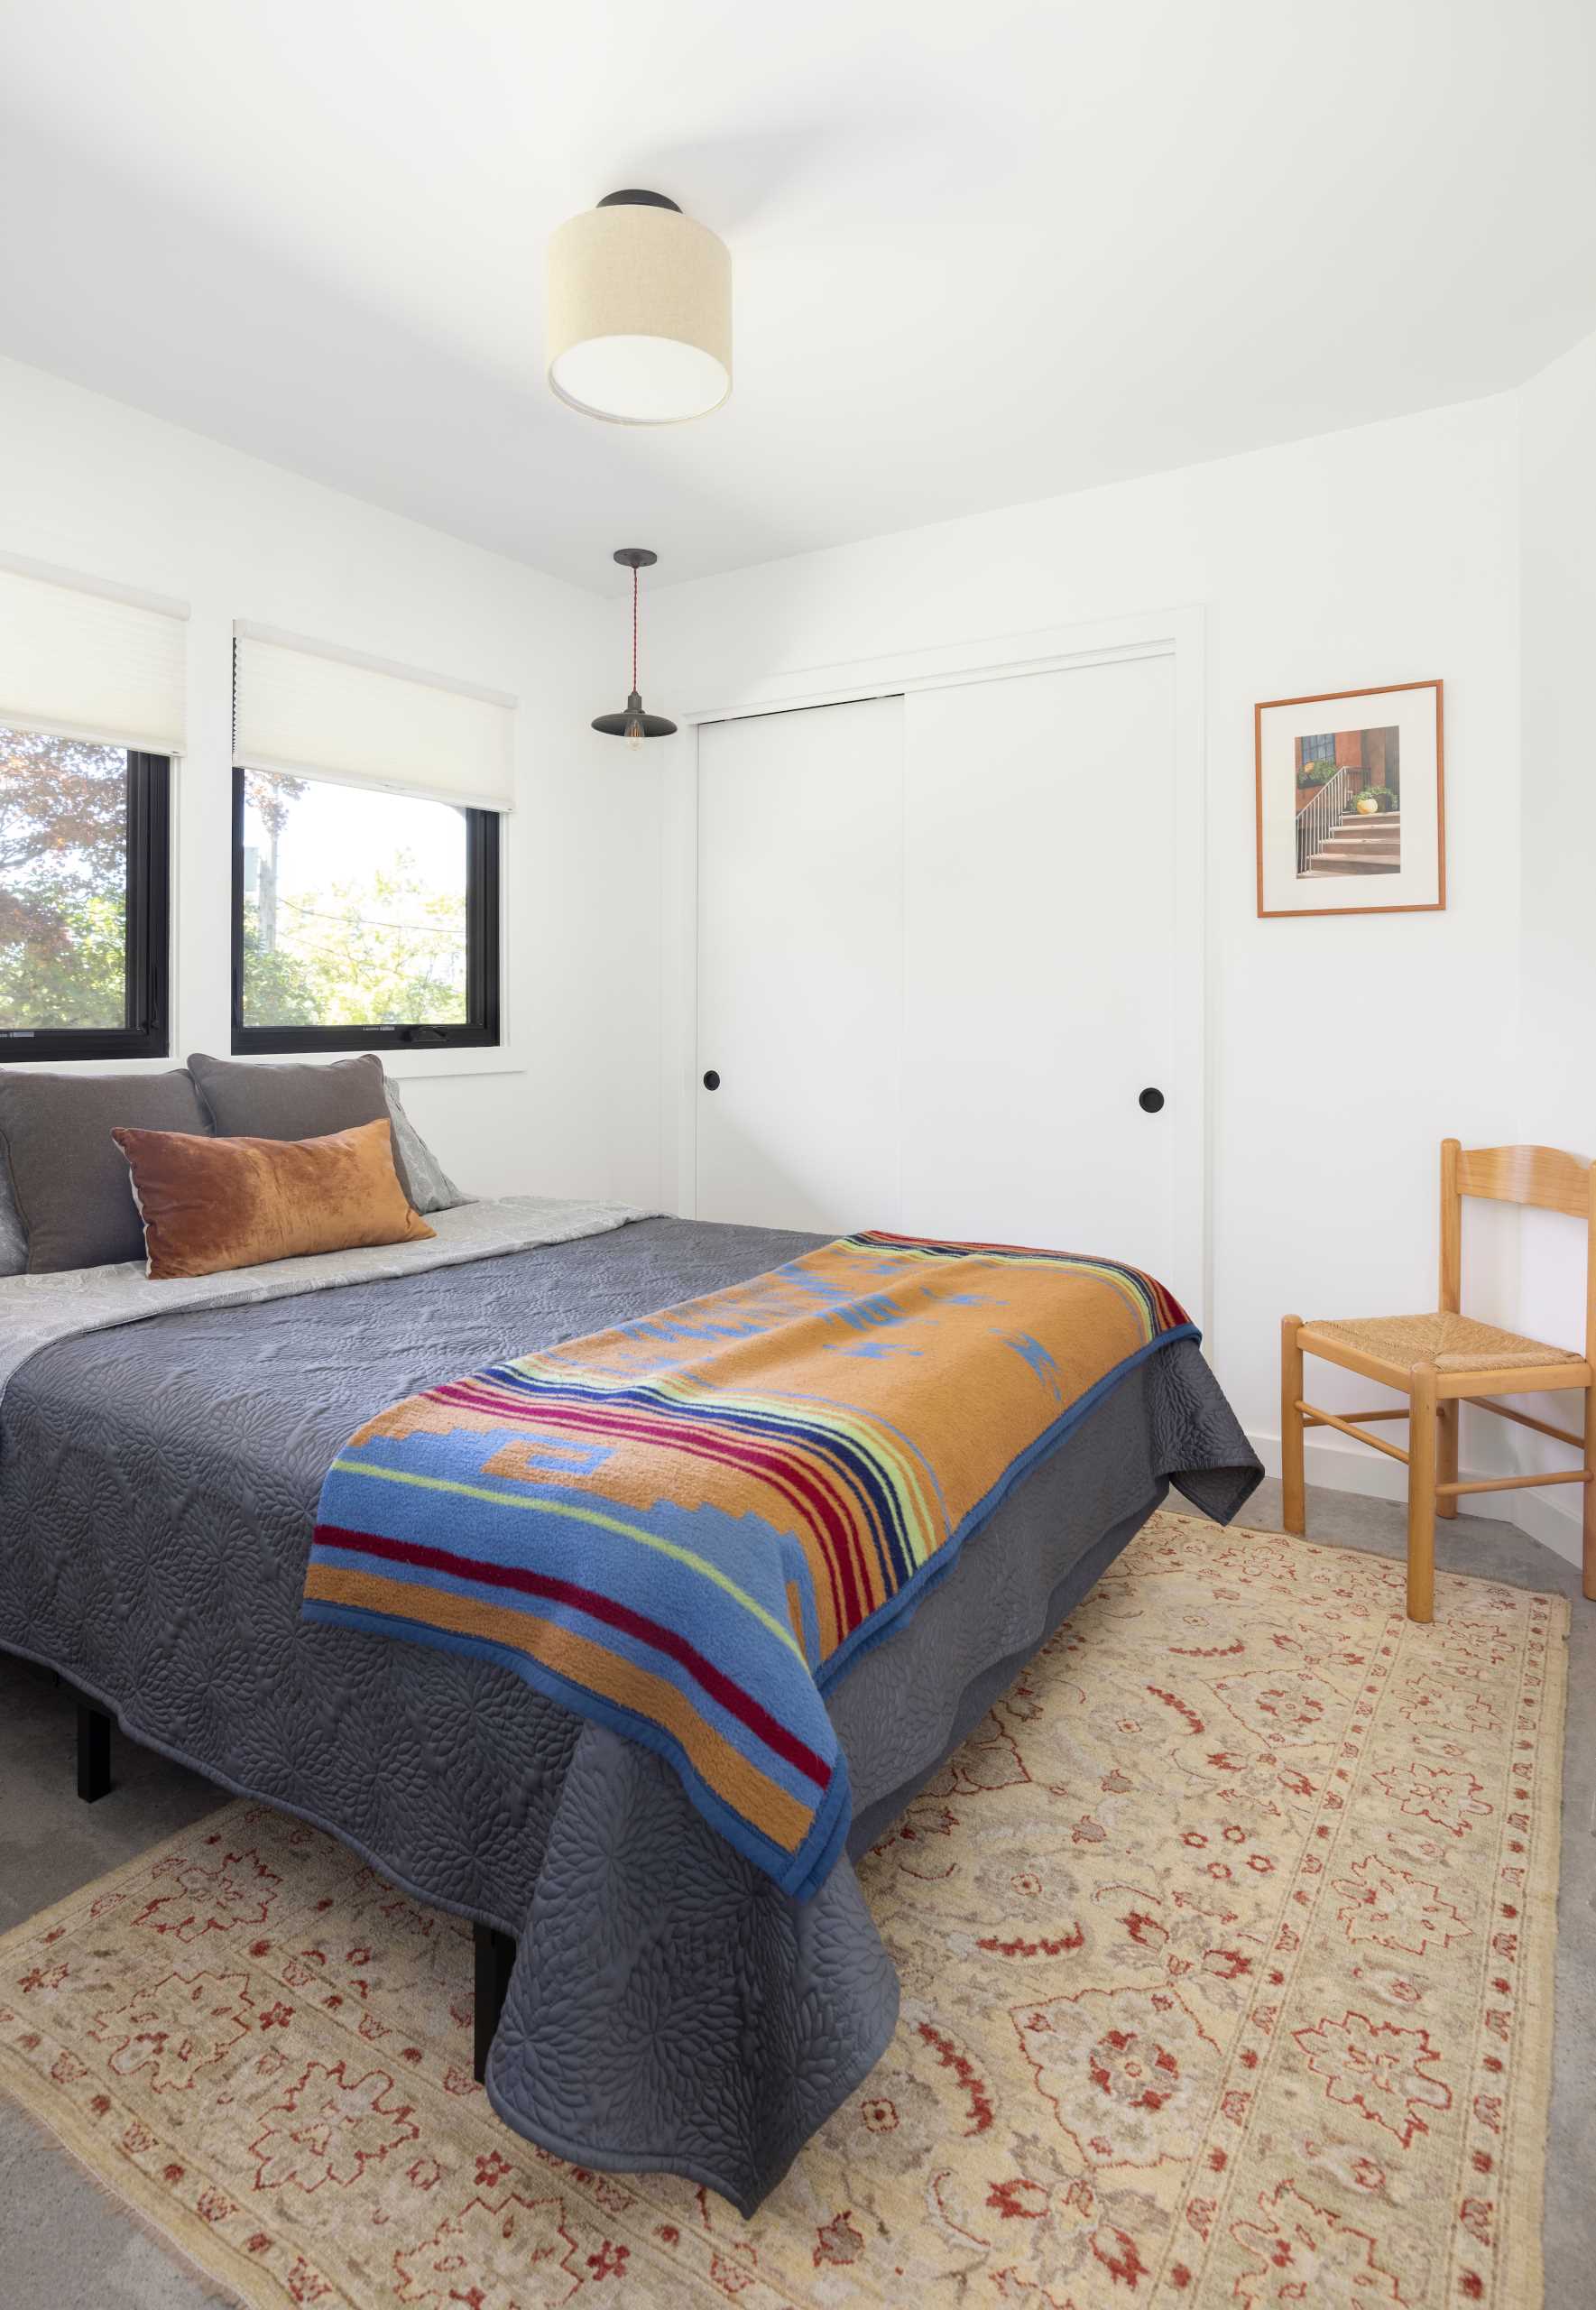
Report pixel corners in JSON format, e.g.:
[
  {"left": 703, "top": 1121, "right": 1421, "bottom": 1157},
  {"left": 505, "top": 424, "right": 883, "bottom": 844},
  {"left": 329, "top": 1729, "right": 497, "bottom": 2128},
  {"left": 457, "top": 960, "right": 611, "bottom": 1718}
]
[{"left": 1281, "top": 1140, "right": 1595, "bottom": 1622}]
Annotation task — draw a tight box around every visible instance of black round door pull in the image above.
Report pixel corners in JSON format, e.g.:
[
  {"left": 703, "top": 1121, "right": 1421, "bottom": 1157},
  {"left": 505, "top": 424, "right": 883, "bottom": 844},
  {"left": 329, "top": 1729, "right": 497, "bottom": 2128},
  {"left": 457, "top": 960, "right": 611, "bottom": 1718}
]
[
  {"left": 1139, "top": 1086, "right": 1165, "bottom": 1113},
  {"left": 702, "top": 1069, "right": 721, "bottom": 1090}
]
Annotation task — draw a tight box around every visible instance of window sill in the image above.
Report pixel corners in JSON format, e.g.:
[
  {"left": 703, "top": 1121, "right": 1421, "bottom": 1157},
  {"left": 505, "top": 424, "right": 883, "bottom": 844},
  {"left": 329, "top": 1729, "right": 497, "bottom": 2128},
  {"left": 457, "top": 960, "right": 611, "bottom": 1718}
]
[
  {"left": 380, "top": 1045, "right": 524, "bottom": 1082},
  {"left": 0, "top": 1046, "right": 523, "bottom": 1082},
  {"left": 227, "top": 1041, "right": 523, "bottom": 1083},
  {"left": 0, "top": 1053, "right": 180, "bottom": 1076}
]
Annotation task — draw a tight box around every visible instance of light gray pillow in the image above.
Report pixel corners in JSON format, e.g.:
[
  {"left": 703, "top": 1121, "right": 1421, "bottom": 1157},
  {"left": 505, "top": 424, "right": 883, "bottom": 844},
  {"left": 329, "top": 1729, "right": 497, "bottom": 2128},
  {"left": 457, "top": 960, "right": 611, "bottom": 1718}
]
[
  {"left": 188, "top": 1051, "right": 419, "bottom": 1208},
  {"left": 383, "top": 1078, "right": 467, "bottom": 1215},
  {"left": 0, "top": 1067, "right": 213, "bottom": 1272}
]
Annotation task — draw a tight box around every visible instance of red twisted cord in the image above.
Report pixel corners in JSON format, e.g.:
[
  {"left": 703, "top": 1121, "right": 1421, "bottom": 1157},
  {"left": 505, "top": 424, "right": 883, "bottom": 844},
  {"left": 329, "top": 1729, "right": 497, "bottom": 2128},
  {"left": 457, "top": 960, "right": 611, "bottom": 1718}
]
[{"left": 632, "top": 565, "right": 639, "bottom": 693}]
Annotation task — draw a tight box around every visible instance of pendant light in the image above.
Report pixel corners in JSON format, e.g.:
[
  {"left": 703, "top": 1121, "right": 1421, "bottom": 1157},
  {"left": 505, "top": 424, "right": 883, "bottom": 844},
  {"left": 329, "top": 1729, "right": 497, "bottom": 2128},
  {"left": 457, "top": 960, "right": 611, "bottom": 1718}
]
[
  {"left": 547, "top": 190, "right": 731, "bottom": 425},
  {"left": 593, "top": 549, "right": 677, "bottom": 748}
]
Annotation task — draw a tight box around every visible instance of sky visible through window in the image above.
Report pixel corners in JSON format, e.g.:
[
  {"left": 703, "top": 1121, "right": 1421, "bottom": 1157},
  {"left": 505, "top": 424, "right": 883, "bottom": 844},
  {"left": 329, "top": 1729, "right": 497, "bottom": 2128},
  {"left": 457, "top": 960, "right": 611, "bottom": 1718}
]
[{"left": 241, "top": 771, "right": 469, "bottom": 1027}]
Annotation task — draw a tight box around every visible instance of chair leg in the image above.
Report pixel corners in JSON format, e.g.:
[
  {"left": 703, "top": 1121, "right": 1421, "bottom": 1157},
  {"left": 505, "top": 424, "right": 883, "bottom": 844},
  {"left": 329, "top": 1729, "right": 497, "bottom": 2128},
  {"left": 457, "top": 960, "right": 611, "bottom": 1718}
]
[
  {"left": 1436, "top": 1398, "right": 1459, "bottom": 1519},
  {"left": 1280, "top": 1315, "right": 1306, "bottom": 1536},
  {"left": 1407, "top": 1363, "right": 1438, "bottom": 1623},
  {"left": 1584, "top": 1382, "right": 1596, "bottom": 1603}
]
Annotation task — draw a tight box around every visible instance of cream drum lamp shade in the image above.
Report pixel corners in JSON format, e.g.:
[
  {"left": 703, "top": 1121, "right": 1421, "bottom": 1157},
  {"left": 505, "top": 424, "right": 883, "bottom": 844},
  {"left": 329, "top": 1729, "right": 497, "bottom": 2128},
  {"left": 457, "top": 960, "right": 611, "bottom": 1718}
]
[{"left": 547, "top": 190, "right": 731, "bottom": 424}]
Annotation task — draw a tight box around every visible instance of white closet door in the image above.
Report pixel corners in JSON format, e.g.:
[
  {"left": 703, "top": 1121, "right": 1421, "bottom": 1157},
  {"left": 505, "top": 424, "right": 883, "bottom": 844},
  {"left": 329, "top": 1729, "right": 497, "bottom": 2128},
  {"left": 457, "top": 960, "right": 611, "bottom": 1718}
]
[
  {"left": 696, "top": 697, "right": 904, "bottom": 1233},
  {"left": 901, "top": 656, "right": 1178, "bottom": 1279}
]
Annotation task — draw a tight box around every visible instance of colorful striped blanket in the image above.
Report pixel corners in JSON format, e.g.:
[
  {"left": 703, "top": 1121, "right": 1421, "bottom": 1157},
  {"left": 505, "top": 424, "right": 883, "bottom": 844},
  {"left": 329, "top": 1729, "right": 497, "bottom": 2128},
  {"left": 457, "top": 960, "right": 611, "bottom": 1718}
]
[{"left": 303, "top": 1232, "right": 1195, "bottom": 1899}]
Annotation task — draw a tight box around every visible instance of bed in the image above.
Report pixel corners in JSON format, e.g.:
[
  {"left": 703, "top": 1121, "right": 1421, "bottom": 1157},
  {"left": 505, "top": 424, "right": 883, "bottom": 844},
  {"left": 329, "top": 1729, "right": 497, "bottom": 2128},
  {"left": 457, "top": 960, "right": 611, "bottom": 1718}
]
[{"left": 0, "top": 1197, "right": 1259, "bottom": 2213}]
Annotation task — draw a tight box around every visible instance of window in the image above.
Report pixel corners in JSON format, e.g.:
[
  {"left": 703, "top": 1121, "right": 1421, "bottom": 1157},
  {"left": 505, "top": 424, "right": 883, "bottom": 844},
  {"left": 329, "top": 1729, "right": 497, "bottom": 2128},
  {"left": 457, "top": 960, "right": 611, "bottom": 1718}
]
[
  {"left": 0, "top": 725, "right": 171, "bottom": 1064},
  {"left": 228, "top": 624, "right": 512, "bottom": 1056},
  {"left": 231, "top": 767, "right": 500, "bottom": 1053}
]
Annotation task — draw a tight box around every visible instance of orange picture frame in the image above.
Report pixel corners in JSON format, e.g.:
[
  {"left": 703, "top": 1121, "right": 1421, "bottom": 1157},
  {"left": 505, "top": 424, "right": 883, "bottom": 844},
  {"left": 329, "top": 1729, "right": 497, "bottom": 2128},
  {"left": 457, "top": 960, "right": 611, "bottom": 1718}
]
[{"left": 1254, "top": 678, "right": 1445, "bottom": 919}]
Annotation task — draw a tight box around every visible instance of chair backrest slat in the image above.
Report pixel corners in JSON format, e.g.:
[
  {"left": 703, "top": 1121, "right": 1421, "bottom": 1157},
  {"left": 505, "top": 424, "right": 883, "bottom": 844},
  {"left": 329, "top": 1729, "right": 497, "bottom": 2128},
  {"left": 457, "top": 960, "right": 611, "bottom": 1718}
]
[
  {"left": 1441, "top": 1137, "right": 1595, "bottom": 1372},
  {"left": 1454, "top": 1143, "right": 1591, "bottom": 1217}
]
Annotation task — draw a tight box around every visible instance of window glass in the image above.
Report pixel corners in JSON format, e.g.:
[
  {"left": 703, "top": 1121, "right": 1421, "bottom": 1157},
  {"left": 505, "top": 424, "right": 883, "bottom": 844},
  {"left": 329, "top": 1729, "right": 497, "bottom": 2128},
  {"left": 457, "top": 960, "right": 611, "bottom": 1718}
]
[
  {"left": 0, "top": 725, "right": 131, "bottom": 1032},
  {"left": 239, "top": 771, "right": 471, "bottom": 1030}
]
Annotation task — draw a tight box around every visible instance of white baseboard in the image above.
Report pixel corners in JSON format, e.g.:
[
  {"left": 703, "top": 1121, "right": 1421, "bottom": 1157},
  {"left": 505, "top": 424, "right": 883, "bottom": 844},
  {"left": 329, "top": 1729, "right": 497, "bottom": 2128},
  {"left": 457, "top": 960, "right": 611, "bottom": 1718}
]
[{"left": 1246, "top": 1426, "right": 1585, "bottom": 1573}]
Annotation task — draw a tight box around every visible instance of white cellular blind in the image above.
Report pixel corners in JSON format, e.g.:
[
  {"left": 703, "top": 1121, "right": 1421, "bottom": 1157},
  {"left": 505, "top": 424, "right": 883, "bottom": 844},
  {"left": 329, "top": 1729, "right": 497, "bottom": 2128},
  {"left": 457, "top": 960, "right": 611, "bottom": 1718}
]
[
  {"left": 0, "top": 559, "right": 188, "bottom": 753},
  {"left": 233, "top": 627, "right": 516, "bottom": 811}
]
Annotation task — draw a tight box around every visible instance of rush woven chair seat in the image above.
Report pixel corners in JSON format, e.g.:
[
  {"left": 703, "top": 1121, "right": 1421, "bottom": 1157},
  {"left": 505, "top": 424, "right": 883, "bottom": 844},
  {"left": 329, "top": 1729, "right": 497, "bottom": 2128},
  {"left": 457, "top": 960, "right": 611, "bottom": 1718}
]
[
  {"left": 1305, "top": 1311, "right": 1588, "bottom": 1378},
  {"left": 1282, "top": 1140, "right": 1595, "bottom": 1622}
]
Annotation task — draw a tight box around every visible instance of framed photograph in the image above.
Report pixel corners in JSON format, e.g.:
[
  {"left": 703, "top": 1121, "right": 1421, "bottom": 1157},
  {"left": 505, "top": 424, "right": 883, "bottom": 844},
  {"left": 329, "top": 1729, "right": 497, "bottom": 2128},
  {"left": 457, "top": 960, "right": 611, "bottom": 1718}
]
[{"left": 1254, "top": 679, "right": 1444, "bottom": 919}]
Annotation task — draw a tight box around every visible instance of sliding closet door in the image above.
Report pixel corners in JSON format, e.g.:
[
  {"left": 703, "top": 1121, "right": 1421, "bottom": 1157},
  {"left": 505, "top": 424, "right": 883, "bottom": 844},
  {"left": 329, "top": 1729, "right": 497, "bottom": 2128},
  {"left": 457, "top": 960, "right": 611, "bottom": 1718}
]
[
  {"left": 696, "top": 697, "right": 904, "bottom": 1233},
  {"left": 901, "top": 656, "right": 1177, "bottom": 1277}
]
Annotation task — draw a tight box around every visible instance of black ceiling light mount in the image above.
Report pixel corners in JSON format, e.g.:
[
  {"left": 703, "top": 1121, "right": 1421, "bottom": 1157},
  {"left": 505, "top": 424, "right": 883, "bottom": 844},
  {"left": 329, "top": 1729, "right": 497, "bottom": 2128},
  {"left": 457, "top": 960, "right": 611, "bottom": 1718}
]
[
  {"left": 595, "top": 189, "right": 682, "bottom": 212},
  {"left": 593, "top": 547, "right": 677, "bottom": 748}
]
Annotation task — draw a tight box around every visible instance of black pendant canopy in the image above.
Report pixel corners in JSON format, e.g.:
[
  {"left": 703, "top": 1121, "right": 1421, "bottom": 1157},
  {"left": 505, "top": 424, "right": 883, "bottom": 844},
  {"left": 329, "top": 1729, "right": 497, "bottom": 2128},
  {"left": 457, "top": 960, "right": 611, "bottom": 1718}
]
[{"left": 594, "top": 548, "right": 677, "bottom": 744}]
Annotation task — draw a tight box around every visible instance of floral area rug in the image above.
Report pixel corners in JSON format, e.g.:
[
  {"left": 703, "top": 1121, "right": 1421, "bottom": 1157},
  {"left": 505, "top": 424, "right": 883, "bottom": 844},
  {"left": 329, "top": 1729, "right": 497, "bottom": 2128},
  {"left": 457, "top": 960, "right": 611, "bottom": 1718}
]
[{"left": 0, "top": 1511, "right": 1565, "bottom": 2308}]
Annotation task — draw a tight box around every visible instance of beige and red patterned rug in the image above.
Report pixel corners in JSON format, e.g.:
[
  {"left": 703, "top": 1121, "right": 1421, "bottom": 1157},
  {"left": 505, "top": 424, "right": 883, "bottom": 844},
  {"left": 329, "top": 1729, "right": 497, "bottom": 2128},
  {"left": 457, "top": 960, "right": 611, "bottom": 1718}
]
[{"left": 0, "top": 1512, "right": 1565, "bottom": 2309}]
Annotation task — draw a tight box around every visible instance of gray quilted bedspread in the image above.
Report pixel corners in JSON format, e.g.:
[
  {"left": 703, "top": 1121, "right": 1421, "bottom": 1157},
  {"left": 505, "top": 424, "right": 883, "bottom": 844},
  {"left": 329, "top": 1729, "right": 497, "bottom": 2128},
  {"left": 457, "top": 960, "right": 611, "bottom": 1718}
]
[{"left": 0, "top": 1215, "right": 1259, "bottom": 2212}]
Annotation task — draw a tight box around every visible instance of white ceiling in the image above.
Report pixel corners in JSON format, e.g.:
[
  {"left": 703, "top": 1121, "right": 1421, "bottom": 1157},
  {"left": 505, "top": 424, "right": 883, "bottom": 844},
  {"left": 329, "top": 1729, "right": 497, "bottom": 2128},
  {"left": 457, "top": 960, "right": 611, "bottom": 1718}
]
[{"left": 4, "top": 0, "right": 1594, "bottom": 594}]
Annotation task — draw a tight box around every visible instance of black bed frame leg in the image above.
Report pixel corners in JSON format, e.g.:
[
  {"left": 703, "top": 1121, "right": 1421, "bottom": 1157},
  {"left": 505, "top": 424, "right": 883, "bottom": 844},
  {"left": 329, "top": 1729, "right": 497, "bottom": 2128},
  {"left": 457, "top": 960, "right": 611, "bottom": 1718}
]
[
  {"left": 473, "top": 1922, "right": 515, "bottom": 2084},
  {"left": 77, "top": 1702, "right": 113, "bottom": 1803}
]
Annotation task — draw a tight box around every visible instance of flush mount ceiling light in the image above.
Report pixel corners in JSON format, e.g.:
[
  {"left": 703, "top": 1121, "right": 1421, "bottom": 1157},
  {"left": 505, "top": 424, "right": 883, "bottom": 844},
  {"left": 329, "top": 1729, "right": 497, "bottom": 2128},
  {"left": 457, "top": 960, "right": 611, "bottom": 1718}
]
[
  {"left": 593, "top": 548, "right": 677, "bottom": 748},
  {"left": 547, "top": 190, "right": 731, "bottom": 425}
]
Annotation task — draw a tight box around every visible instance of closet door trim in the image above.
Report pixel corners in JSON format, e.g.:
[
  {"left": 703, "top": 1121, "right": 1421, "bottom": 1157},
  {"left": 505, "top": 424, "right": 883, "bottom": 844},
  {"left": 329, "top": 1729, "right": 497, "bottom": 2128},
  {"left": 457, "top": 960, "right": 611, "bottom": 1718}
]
[{"left": 661, "top": 605, "right": 1210, "bottom": 1341}]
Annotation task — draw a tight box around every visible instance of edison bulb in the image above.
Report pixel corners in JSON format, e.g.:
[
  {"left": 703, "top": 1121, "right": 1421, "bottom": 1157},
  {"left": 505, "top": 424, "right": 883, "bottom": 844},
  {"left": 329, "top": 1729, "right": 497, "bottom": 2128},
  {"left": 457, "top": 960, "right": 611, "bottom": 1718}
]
[{"left": 625, "top": 719, "right": 645, "bottom": 751}]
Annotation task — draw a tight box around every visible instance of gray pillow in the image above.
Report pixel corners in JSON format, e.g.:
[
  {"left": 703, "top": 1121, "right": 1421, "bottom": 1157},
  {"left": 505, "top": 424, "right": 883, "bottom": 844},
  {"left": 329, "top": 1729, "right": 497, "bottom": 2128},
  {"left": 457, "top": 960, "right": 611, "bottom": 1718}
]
[
  {"left": 383, "top": 1078, "right": 467, "bottom": 1215},
  {"left": 188, "top": 1052, "right": 419, "bottom": 1207},
  {"left": 0, "top": 1067, "right": 213, "bottom": 1273}
]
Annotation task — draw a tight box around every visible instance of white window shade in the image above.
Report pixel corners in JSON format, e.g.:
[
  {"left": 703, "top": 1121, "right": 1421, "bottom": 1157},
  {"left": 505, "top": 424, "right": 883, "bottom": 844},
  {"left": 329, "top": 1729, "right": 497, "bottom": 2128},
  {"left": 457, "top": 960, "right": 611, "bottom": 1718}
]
[
  {"left": 233, "top": 625, "right": 516, "bottom": 811},
  {"left": 0, "top": 558, "right": 188, "bottom": 753}
]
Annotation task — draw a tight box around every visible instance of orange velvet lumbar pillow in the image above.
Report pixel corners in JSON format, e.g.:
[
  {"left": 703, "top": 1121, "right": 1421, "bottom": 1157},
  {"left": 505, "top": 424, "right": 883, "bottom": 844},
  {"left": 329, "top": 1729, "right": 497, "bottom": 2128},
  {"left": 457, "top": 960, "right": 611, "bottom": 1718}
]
[{"left": 110, "top": 1117, "right": 436, "bottom": 1280}]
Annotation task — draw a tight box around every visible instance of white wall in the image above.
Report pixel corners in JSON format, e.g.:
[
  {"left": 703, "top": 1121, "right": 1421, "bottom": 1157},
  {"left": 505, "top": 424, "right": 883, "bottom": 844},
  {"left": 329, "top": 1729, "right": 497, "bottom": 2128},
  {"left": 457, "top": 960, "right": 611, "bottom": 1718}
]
[
  {"left": 648, "top": 396, "right": 1527, "bottom": 1486},
  {"left": 0, "top": 356, "right": 662, "bottom": 1206},
  {"left": 1506, "top": 325, "right": 1596, "bottom": 1553}
]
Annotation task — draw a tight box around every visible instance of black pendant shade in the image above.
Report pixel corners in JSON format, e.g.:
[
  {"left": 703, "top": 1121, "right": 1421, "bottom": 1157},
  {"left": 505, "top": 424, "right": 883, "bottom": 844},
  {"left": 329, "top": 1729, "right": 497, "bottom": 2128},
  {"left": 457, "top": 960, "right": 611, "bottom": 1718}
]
[
  {"left": 594, "top": 548, "right": 676, "bottom": 744},
  {"left": 592, "top": 688, "right": 678, "bottom": 740}
]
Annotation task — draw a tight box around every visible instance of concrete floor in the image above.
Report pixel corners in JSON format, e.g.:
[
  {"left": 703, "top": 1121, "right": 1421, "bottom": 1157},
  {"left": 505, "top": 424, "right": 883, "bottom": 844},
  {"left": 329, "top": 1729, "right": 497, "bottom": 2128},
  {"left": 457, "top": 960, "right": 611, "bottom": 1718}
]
[{"left": 1, "top": 1485, "right": 1591, "bottom": 2307}]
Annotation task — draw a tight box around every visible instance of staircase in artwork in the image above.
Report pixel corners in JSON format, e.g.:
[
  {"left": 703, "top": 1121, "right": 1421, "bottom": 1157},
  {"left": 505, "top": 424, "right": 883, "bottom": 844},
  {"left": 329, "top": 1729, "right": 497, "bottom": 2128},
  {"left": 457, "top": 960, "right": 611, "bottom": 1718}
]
[{"left": 1302, "top": 809, "right": 1400, "bottom": 876}]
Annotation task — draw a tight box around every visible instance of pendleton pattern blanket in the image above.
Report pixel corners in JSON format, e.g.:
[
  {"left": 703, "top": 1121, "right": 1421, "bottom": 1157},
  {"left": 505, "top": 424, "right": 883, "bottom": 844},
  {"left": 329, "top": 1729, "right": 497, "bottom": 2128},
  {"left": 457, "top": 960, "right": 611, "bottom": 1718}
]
[{"left": 304, "top": 1231, "right": 1195, "bottom": 1899}]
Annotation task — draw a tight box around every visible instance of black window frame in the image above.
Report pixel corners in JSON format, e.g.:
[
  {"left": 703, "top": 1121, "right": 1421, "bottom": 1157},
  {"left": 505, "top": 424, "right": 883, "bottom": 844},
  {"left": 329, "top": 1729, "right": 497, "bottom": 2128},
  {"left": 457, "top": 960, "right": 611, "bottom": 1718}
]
[
  {"left": 0, "top": 746, "right": 171, "bottom": 1067},
  {"left": 229, "top": 764, "right": 502, "bottom": 1056}
]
